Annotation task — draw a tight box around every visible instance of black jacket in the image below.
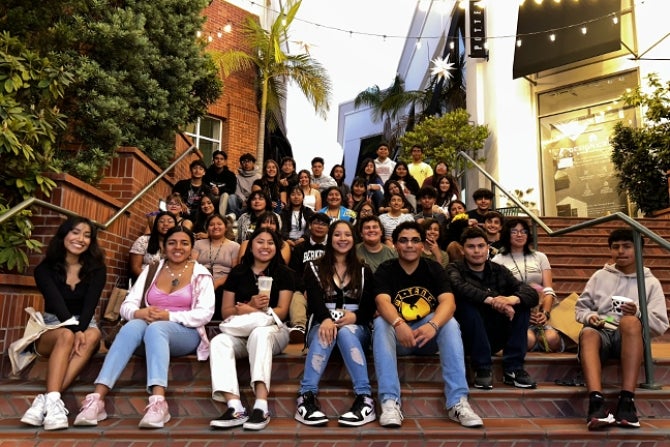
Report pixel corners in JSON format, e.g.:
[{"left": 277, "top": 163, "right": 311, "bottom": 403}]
[{"left": 446, "top": 260, "right": 538, "bottom": 308}]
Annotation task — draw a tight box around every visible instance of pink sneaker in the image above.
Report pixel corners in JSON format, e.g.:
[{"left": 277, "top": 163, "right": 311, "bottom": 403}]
[
  {"left": 138, "top": 395, "right": 170, "bottom": 429},
  {"left": 74, "top": 393, "right": 108, "bottom": 426}
]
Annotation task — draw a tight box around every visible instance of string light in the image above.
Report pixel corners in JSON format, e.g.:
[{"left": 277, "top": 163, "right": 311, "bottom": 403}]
[{"left": 202, "top": 0, "right": 630, "bottom": 46}]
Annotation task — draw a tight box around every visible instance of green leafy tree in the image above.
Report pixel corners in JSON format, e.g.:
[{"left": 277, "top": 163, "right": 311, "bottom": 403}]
[
  {"left": 610, "top": 73, "right": 670, "bottom": 215},
  {"left": 399, "top": 108, "right": 489, "bottom": 170},
  {"left": 354, "top": 75, "right": 423, "bottom": 152},
  {"left": 0, "top": 32, "right": 72, "bottom": 272},
  {"left": 213, "top": 0, "right": 331, "bottom": 163},
  {"left": 1, "top": 0, "right": 222, "bottom": 182}
]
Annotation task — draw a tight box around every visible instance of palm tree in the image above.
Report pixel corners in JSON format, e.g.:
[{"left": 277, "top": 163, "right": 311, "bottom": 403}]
[
  {"left": 213, "top": 0, "right": 331, "bottom": 163},
  {"left": 353, "top": 75, "right": 423, "bottom": 151}
]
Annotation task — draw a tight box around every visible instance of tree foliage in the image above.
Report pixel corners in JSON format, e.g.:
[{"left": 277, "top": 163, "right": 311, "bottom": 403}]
[
  {"left": 354, "top": 75, "right": 424, "bottom": 152},
  {"left": 1, "top": 0, "right": 222, "bottom": 182},
  {"left": 610, "top": 73, "right": 670, "bottom": 215},
  {"left": 0, "top": 32, "right": 72, "bottom": 272},
  {"left": 399, "top": 109, "right": 489, "bottom": 170},
  {"left": 212, "top": 0, "right": 331, "bottom": 163}
]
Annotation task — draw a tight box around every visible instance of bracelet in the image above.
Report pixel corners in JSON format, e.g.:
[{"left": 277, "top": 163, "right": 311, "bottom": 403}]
[
  {"left": 392, "top": 317, "right": 405, "bottom": 328},
  {"left": 542, "top": 287, "right": 557, "bottom": 298},
  {"left": 427, "top": 320, "right": 440, "bottom": 333}
]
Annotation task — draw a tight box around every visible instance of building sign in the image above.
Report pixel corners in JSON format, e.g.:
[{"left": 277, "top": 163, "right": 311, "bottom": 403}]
[{"left": 469, "top": 1, "right": 487, "bottom": 59}]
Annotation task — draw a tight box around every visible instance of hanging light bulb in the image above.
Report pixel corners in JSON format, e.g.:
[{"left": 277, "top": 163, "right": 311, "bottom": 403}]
[
  {"left": 612, "top": 16, "right": 619, "bottom": 24},
  {"left": 207, "top": 33, "right": 213, "bottom": 42},
  {"left": 415, "top": 39, "right": 422, "bottom": 49},
  {"left": 549, "top": 33, "right": 556, "bottom": 42},
  {"left": 516, "top": 38, "right": 523, "bottom": 47},
  {"left": 217, "top": 31, "right": 222, "bottom": 38},
  {"left": 581, "top": 26, "right": 587, "bottom": 35},
  {"left": 223, "top": 21, "right": 232, "bottom": 33},
  {"left": 196, "top": 30, "right": 202, "bottom": 38}
]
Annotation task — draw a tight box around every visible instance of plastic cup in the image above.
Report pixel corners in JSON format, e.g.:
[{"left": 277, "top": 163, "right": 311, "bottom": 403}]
[
  {"left": 257, "top": 276, "right": 273, "bottom": 296},
  {"left": 611, "top": 295, "right": 634, "bottom": 316}
]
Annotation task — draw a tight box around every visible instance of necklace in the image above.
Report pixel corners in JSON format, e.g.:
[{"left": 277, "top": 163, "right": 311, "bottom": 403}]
[
  {"left": 164, "top": 260, "right": 190, "bottom": 287},
  {"left": 208, "top": 239, "right": 224, "bottom": 273},
  {"left": 334, "top": 264, "right": 348, "bottom": 288},
  {"left": 510, "top": 252, "right": 527, "bottom": 283}
]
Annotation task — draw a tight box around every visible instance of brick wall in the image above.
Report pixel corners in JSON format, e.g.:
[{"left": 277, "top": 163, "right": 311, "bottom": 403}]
[{"left": 197, "top": 0, "right": 259, "bottom": 172}]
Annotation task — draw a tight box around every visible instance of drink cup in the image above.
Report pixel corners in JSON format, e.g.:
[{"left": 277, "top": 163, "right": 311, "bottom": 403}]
[
  {"left": 611, "top": 295, "right": 634, "bottom": 317},
  {"left": 257, "top": 276, "right": 273, "bottom": 297}
]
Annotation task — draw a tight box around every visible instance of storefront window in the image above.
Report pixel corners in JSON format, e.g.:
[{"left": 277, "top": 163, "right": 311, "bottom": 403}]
[{"left": 539, "top": 71, "right": 638, "bottom": 217}]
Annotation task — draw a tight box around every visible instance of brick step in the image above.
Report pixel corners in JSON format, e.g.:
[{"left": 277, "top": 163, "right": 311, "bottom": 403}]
[
  {"left": 1, "top": 416, "right": 669, "bottom": 446},
  {"left": 5, "top": 347, "right": 670, "bottom": 388},
  {"left": 4, "top": 382, "right": 670, "bottom": 421}
]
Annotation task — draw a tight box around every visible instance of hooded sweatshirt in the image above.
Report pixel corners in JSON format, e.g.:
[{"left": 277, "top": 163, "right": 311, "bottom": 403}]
[
  {"left": 235, "top": 167, "right": 261, "bottom": 203},
  {"left": 575, "top": 263, "right": 669, "bottom": 337}
]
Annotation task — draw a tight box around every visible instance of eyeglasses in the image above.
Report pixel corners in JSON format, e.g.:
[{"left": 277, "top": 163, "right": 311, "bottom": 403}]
[
  {"left": 511, "top": 229, "right": 529, "bottom": 235},
  {"left": 397, "top": 237, "right": 422, "bottom": 245}
]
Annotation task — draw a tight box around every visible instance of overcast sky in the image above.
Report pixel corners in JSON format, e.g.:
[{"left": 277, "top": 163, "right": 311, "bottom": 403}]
[{"left": 285, "top": 0, "right": 417, "bottom": 170}]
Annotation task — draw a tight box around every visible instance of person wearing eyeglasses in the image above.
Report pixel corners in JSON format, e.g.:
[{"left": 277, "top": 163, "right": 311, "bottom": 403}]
[
  {"left": 492, "top": 218, "right": 563, "bottom": 353},
  {"left": 447, "top": 226, "right": 538, "bottom": 391},
  {"left": 372, "top": 221, "right": 483, "bottom": 429}
]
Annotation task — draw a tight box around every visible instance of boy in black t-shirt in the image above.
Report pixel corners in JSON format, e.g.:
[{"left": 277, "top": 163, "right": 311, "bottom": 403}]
[{"left": 373, "top": 221, "right": 483, "bottom": 430}]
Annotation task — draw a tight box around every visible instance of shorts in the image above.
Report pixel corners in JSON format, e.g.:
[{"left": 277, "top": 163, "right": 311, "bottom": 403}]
[
  {"left": 529, "top": 324, "right": 566, "bottom": 353},
  {"left": 577, "top": 326, "right": 620, "bottom": 364},
  {"left": 33, "top": 313, "right": 98, "bottom": 356},
  {"left": 42, "top": 312, "right": 98, "bottom": 329}
]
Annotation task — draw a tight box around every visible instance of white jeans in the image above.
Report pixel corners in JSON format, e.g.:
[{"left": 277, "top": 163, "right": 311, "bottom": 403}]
[{"left": 210, "top": 325, "right": 289, "bottom": 402}]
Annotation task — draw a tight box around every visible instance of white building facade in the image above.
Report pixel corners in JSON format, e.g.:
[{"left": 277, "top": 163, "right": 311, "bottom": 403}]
[{"left": 338, "top": 0, "right": 670, "bottom": 217}]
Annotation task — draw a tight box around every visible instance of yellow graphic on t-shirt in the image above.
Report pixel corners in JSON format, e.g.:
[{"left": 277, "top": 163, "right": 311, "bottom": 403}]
[{"left": 392, "top": 287, "right": 436, "bottom": 321}]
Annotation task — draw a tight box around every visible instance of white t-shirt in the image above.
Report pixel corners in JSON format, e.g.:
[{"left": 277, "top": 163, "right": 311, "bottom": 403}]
[
  {"left": 492, "top": 250, "right": 551, "bottom": 286},
  {"left": 374, "top": 158, "right": 396, "bottom": 184}
]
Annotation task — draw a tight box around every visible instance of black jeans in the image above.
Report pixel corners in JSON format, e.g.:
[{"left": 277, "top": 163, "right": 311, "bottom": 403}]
[{"left": 455, "top": 298, "right": 530, "bottom": 372}]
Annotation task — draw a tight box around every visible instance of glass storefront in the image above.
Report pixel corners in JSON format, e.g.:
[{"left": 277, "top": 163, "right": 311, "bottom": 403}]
[{"left": 539, "top": 70, "right": 639, "bottom": 217}]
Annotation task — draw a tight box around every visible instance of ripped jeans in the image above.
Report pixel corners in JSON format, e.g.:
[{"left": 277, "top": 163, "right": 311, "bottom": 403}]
[{"left": 299, "top": 323, "right": 372, "bottom": 396}]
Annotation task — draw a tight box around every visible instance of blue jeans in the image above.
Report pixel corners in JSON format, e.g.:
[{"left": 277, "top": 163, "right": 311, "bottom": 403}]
[
  {"left": 372, "top": 314, "right": 469, "bottom": 409},
  {"left": 300, "top": 323, "right": 372, "bottom": 396},
  {"left": 454, "top": 298, "right": 530, "bottom": 371},
  {"left": 95, "top": 319, "right": 200, "bottom": 393}
]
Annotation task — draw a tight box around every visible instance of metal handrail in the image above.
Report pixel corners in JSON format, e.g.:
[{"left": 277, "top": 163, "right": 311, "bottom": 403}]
[
  {"left": 0, "top": 132, "right": 199, "bottom": 231},
  {"left": 459, "top": 150, "right": 669, "bottom": 389}
]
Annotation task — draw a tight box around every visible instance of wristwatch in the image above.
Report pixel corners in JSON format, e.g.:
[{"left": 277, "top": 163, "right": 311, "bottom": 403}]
[{"left": 541, "top": 310, "right": 551, "bottom": 320}]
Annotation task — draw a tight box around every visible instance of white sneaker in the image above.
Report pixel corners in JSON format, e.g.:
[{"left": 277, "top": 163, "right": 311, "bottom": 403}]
[
  {"left": 379, "top": 399, "right": 403, "bottom": 428},
  {"left": 43, "top": 396, "right": 69, "bottom": 431},
  {"left": 448, "top": 396, "right": 483, "bottom": 428},
  {"left": 138, "top": 395, "right": 170, "bottom": 429},
  {"left": 74, "top": 393, "right": 108, "bottom": 426},
  {"left": 20, "top": 394, "right": 46, "bottom": 427}
]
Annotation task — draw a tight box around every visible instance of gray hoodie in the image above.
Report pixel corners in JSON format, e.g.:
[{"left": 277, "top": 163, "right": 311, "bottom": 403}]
[
  {"left": 235, "top": 167, "right": 261, "bottom": 203},
  {"left": 575, "top": 263, "right": 669, "bottom": 337}
]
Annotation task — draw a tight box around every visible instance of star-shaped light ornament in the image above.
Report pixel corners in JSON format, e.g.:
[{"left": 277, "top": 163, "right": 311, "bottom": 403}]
[{"left": 431, "top": 55, "right": 455, "bottom": 81}]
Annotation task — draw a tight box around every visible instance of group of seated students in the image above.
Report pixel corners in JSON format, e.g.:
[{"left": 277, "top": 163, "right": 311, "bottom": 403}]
[{"left": 19, "top": 150, "right": 669, "bottom": 434}]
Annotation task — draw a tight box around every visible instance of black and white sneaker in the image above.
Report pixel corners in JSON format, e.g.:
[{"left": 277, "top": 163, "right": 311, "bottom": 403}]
[
  {"left": 243, "top": 408, "right": 270, "bottom": 431},
  {"left": 586, "top": 395, "right": 615, "bottom": 430},
  {"left": 295, "top": 392, "right": 328, "bottom": 426},
  {"left": 503, "top": 369, "right": 537, "bottom": 389},
  {"left": 614, "top": 395, "right": 640, "bottom": 428},
  {"left": 338, "top": 394, "right": 376, "bottom": 427},
  {"left": 473, "top": 369, "right": 493, "bottom": 390},
  {"left": 210, "top": 407, "right": 248, "bottom": 429}
]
